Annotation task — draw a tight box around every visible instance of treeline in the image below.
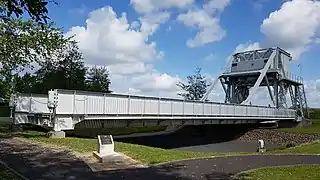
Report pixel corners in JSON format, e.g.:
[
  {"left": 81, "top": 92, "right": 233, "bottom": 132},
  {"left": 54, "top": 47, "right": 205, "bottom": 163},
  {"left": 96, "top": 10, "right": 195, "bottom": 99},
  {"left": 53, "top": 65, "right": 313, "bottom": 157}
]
[
  {"left": 0, "top": 2, "right": 114, "bottom": 100},
  {"left": 0, "top": 41, "right": 112, "bottom": 97}
]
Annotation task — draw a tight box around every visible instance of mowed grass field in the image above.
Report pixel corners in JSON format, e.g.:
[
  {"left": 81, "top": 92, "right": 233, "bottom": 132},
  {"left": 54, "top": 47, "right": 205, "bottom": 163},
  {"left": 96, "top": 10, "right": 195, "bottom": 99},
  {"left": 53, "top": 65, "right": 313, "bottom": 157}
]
[
  {"left": 235, "top": 165, "right": 320, "bottom": 180},
  {"left": 278, "top": 118, "right": 320, "bottom": 134}
]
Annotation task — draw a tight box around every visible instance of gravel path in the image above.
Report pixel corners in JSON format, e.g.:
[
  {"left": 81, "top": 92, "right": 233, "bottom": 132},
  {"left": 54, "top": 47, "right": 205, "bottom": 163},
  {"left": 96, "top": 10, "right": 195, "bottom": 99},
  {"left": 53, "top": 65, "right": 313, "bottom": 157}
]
[{"left": 0, "top": 137, "right": 319, "bottom": 180}]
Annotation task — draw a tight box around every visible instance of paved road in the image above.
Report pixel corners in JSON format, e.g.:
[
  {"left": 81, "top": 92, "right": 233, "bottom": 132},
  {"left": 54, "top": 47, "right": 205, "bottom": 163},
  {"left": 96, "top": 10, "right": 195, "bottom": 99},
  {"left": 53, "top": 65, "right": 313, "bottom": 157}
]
[{"left": 0, "top": 138, "right": 319, "bottom": 180}]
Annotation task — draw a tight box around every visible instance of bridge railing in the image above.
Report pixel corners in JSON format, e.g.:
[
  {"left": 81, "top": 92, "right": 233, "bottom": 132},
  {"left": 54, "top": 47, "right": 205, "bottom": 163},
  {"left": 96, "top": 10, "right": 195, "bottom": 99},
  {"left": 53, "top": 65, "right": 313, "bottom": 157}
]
[
  {"left": 282, "top": 71, "right": 303, "bottom": 84},
  {"left": 13, "top": 90, "right": 296, "bottom": 118},
  {"left": 50, "top": 89, "right": 296, "bottom": 118}
]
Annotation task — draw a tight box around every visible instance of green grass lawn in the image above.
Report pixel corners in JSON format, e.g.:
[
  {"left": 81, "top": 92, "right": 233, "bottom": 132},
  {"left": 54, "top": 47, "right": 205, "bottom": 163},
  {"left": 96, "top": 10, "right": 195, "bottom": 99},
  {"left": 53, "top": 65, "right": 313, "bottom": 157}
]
[
  {"left": 14, "top": 130, "right": 237, "bottom": 164},
  {"left": 0, "top": 166, "right": 19, "bottom": 180},
  {"left": 13, "top": 130, "right": 320, "bottom": 164},
  {"left": 277, "top": 119, "right": 320, "bottom": 134},
  {"left": 235, "top": 165, "right": 320, "bottom": 180},
  {"left": 269, "top": 141, "right": 320, "bottom": 154}
]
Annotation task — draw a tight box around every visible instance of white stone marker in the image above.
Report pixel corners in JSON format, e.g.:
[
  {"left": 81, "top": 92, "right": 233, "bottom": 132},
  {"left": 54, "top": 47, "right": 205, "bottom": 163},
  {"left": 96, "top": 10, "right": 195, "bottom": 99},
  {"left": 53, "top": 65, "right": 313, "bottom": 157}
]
[
  {"left": 93, "top": 135, "right": 124, "bottom": 163},
  {"left": 257, "top": 139, "right": 266, "bottom": 153}
]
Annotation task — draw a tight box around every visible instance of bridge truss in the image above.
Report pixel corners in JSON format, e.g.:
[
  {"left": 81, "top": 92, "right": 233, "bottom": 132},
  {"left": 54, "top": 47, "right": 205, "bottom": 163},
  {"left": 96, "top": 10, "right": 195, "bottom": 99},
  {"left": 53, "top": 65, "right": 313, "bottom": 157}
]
[{"left": 202, "top": 47, "right": 309, "bottom": 119}]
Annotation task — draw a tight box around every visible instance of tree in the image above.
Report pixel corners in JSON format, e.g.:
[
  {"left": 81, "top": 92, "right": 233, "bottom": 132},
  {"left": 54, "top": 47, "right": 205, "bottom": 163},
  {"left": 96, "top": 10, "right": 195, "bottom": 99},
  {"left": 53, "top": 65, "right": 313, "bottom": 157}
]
[
  {"left": 1, "top": 0, "right": 57, "bottom": 23},
  {"left": 13, "top": 72, "right": 37, "bottom": 93},
  {"left": 34, "top": 41, "right": 87, "bottom": 93},
  {"left": 86, "top": 66, "right": 112, "bottom": 93},
  {"left": 177, "top": 67, "right": 210, "bottom": 100},
  {"left": 0, "top": 17, "right": 69, "bottom": 98}
]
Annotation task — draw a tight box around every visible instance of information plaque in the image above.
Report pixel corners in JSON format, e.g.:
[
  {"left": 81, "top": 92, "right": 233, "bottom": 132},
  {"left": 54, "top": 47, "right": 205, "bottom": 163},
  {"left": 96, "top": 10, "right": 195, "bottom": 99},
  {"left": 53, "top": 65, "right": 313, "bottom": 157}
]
[
  {"left": 93, "top": 134, "right": 124, "bottom": 163},
  {"left": 100, "top": 135, "right": 112, "bottom": 145},
  {"left": 97, "top": 135, "right": 114, "bottom": 156}
]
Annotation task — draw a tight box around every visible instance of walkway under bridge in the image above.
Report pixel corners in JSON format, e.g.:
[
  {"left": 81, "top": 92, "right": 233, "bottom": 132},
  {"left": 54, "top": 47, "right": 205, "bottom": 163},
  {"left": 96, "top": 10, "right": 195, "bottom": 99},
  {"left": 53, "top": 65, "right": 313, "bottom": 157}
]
[{"left": 12, "top": 89, "right": 296, "bottom": 131}]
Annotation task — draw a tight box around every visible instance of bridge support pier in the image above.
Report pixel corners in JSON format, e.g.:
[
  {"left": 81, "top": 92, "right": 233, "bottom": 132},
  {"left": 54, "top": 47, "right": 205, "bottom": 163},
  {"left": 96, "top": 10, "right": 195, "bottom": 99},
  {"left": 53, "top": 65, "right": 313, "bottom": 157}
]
[
  {"left": 296, "top": 118, "right": 312, "bottom": 128},
  {"left": 47, "top": 131, "right": 66, "bottom": 138},
  {"left": 277, "top": 118, "right": 312, "bottom": 128}
]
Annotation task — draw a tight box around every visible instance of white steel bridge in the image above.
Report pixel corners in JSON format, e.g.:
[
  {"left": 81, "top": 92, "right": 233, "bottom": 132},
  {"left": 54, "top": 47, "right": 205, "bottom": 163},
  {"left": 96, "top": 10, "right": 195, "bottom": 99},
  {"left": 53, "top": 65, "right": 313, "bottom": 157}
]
[
  {"left": 12, "top": 89, "right": 296, "bottom": 131},
  {"left": 10, "top": 47, "right": 306, "bottom": 131}
]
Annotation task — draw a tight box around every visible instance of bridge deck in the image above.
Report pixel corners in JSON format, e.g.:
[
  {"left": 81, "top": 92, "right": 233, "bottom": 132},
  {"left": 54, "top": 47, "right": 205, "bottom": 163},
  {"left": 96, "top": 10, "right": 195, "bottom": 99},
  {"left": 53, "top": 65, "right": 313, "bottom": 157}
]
[{"left": 13, "top": 89, "right": 296, "bottom": 131}]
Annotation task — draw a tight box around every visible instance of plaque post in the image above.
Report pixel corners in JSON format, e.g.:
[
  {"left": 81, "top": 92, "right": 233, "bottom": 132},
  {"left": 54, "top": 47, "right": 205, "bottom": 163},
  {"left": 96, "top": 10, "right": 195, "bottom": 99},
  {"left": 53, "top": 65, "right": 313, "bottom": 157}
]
[{"left": 93, "top": 135, "right": 124, "bottom": 163}]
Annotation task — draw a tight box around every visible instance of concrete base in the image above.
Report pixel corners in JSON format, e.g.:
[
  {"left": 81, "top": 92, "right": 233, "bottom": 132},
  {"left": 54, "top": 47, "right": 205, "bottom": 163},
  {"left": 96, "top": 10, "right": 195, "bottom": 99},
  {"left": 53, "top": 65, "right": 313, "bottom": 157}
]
[
  {"left": 257, "top": 148, "right": 266, "bottom": 153},
  {"left": 277, "top": 118, "right": 312, "bottom": 128},
  {"left": 47, "top": 131, "right": 66, "bottom": 138},
  {"left": 11, "top": 124, "right": 23, "bottom": 132},
  {"left": 296, "top": 119, "right": 312, "bottom": 128},
  {"left": 93, "top": 151, "right": 124, "bottom": 163}
]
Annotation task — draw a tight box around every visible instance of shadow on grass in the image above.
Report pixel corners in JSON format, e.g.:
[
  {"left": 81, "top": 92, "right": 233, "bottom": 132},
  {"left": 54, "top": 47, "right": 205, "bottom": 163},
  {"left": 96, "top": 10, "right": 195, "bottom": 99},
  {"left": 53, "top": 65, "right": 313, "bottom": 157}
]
[
  {"left": 14, "top": 132, "right": 47, "bottom": 139},
  {"left": 65, "top": 126, "right": 168, "bottom": 139},
  {"left": 115, "top": 124, "right": 259, "bottom": 149},
  {"left": 233, "top": 173, "right": 252, "bottom": 180},
  {"left": 0, "top": 139, "right": 229, "bottom": 180}
]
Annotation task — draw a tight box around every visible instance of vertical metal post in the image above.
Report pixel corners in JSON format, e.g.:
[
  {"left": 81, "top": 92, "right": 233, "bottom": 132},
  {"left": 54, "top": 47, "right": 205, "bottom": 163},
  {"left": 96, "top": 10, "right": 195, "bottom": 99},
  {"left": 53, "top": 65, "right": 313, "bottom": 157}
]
[
  {"left": 231, "top": 80, "right": 235, "bottom": 103},
  {"left": 30, "top": 94, "right": 32, "bottom": 113},
  {"left": 202, "top": 101, "right": 204, "bottom": 116},
  {"left": 143, "top": 97, "right": 146, "bottom": 116},
  {"left": 192, "top": 101, "right": 195, "bottom": 116},
  {"left": 103, "top": 93, "right": 106, "bottom": 114},
  {"left": 158, "top": 98, "right": 160, "bottom": 116},
  {"left": 182, "top": 100, "right": 185, "bottom": 116},
  {"left": 171, "top": 100, "right": 173, "bottom": 116},
  {"left": 274, "top": 76, "right": 279, "bottom": 108},
  {"left": 127, "top": 95, "right": 131, "bottom": 115},
  {"left": 73, "top": 91, "right": 76, "bottom": 115},
  {"left": 246, "top": 105, "right": 248, "bottom": 116}
]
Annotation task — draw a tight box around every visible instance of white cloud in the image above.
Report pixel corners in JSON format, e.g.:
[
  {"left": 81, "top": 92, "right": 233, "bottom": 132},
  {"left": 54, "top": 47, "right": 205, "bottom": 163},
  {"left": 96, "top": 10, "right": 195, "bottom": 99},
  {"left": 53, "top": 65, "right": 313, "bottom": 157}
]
[
  {"left": 131, "top": 72, "right": 181, "bottom": 92},
  {"left": 65, "top": 6, "right": 180, "bottom": 96},
  {"left": 302, "top": 79, "right": 320, "bottom": 107},
  {"left": 203, "top": 0, "right": 231, "bottom": 13},
  {"left": 139, "top": 11, "right": 171, "bottom": 36},
  {"left": 234, "top": 42, "right": 261, "bottom": 53},
  {"left": 130, "top": 0, "right": 194, "bottom": 13},
  {"left": 260, "top": 0, "right": 320, "bottom": 60},
  {"left": 65, "top": 7, "right": 162, "bottom": 67},
  {"left": 177, "top": 0, "right": 230, "bottom": 47}
]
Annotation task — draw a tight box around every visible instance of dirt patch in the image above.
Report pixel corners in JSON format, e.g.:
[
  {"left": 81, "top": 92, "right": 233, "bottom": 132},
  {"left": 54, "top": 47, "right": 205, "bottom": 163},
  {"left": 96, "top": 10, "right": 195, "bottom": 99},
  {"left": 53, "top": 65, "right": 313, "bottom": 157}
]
[
  {"left": 238, "top": 129, "right": 320, "bottom": 147},
  {"left": 82, "top": 153, "right": 147, "bottom": 172},
  {"left": 4, "top": 137, "right": 147, "bottom": 172}
]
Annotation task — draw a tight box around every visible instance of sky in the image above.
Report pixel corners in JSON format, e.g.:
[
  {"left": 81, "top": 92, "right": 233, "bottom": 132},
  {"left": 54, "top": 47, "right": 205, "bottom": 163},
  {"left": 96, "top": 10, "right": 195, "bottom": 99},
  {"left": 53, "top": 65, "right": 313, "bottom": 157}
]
[{"left": 41, "top": 0, "right": 320, "bottom": 107}]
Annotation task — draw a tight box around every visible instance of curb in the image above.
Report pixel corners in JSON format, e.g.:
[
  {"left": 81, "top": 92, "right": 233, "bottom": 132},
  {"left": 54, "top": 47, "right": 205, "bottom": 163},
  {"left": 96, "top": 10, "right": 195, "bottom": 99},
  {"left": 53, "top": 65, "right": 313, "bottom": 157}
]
[
  {"left": 0, "top": 159, "right": 29, "bottom": 180},
  {"left": 234, "top": 163, "right": 320, "bottom": 178},
  {"left": 151, "top": 154, "right": 320, "bottom": 167}
]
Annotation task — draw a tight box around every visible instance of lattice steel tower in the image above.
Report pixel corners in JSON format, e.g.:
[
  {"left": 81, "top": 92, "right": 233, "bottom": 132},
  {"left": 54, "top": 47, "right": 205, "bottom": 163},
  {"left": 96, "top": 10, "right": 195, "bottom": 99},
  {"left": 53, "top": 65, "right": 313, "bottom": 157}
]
[{"left": 202, "top": 47, "right": 309, "bottom": 120}]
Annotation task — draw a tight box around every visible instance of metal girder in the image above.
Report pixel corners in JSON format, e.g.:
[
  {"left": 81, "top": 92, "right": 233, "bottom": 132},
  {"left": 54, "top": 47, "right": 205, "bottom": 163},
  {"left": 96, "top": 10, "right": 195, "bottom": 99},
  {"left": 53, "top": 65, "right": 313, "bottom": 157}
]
[
  {"left": 202, "top": 47, "right": 309, "bottom": 119},
  {"left": 241, "top": 50, "right": 276, "bottom": 105},
  {"left": 201, "top": 58, "right": 233, "bottom": 101},
  {"left": 264, "top": 75, "right": 275, "bottom": 106}
]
